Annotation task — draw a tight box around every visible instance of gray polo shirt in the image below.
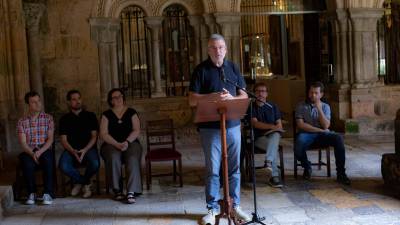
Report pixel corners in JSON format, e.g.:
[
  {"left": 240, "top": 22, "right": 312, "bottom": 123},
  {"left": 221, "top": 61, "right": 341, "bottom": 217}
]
[{"left": 295, "top": 101, "right": 331, "bottom": 132}]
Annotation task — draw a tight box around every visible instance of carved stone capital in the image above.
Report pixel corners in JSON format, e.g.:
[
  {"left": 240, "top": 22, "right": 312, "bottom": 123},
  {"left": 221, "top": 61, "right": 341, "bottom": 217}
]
[
  {"left": 188, "top": 15, "right": 203, "bottom": 27},
  {"left": 349, "top": 8, "right": 384, "bottom": 32},
  {"left": 23, "top": 3, "right": 45, "bottom": 32},
  {"left": 144, "top": 16, "right": 163, "bottom": 29},
  {"left": 89, "top": 17, "right": 120, "bottom": 43}
]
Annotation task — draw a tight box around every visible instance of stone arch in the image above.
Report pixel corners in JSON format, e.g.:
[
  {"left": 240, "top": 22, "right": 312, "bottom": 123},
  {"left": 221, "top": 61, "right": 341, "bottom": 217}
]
[
  {"left": 107, "top": 0, "right": 152, "bottom": 18},
  {"left": 156, "top": 0, "right": 203, "bottom": 16},
  {"left": 93, "top": 0, "right": 152, "bottom": 17}
]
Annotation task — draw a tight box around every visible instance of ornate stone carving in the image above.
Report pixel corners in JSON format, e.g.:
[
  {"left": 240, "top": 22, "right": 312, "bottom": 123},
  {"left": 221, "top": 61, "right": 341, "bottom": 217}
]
[
  {"left": 206, "top": 0, "right": 216, "bottom": 13},
  {"left": 97, "top": 0, "right": 105, "bottom": 17},
  {"left": 23, "top": 3, "right": 45, "bottom": 32}
]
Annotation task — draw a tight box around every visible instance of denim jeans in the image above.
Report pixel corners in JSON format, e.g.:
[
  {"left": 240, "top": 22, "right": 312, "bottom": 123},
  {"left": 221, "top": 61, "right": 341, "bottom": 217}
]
[
  {"left": 255, "top": 132, "right": 281, "bottom": 177},
  {"left": 19, "top": 150, "right": 54, "bottom": 196},
  {"left": 294, "top": 131, "right": 346, "bottom": 174},
  {"left": 199, "top": 125, "right": 241, "bottom": 210},
  {"left": 59, "top": 147, "right": 100, "bottom": 185}
]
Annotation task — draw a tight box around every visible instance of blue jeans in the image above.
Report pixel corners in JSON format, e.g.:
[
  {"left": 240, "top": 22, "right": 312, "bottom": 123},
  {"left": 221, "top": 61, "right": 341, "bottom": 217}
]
[
  {"left": 199, "top": 125, "right": 241, "bottom": 210},
  {"left": 19, "top": 150, "right": 54, "bottom": 196},
  {"left": 294, "top": 132, "right": 346, "bottom": 174},
  {"left": 59, "top": 148, "right": 100, "bottom": 185},
  {"left": 255, "top": 132, "right": 281, "bottom": 177}
]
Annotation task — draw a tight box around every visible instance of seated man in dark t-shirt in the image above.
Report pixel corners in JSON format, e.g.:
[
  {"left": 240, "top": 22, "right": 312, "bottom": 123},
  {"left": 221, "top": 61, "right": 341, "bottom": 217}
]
[
  {"left": 250, "top": 82, "right": 283, "bottom": 188},
  {"left": 58, "top": 90, "right": 100, "bottom": 198}
]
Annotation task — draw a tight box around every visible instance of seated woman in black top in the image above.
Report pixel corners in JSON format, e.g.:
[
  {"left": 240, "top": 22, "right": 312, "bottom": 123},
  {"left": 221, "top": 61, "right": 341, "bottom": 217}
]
[{"left": 100, "top": 88, "right": 142, "bottom": 204}]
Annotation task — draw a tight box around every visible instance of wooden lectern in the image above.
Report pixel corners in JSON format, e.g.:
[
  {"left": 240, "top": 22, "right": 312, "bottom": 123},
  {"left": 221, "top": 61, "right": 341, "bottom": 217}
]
[{"left": 195, "top": 98, "right": 250, "bottom": 225}]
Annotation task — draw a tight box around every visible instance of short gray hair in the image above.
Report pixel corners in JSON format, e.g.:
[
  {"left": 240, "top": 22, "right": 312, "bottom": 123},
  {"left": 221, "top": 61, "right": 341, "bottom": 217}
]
[{"left": 208, "top": 33, "right": 225, "bottom": 42}]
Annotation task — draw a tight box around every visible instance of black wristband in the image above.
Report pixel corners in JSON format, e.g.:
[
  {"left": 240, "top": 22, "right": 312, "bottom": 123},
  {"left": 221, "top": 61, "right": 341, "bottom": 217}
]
[{"left": 33, "top": 147, "right": 39, "bottom": 152}]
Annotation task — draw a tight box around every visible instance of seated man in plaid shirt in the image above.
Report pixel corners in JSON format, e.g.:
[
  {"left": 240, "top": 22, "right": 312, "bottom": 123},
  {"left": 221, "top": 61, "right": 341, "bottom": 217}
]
[{"left": 17, "top": 91, "right": 55, "bottom": 205}]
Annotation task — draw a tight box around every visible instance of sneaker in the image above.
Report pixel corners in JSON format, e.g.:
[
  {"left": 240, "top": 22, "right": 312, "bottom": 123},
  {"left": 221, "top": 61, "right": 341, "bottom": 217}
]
[
  {"left": 25, "top": 193, "right": 35, "bottom": 205},
  {"left": 201, "top": 208, "right": 219, "bottom": 225},
  {"left": 265, "top": 161, "right": 273, "bottom": 178},
  {"left": 82, "top": 184, "right": 92, "bottom": 198},
  {"left": 71, "top": 184, "right": 82, "bottom": 196},
  {"left": 268, "top": 177, "right": 283, "bottom": 188},
  {"left": 303, "top": 167, "right": 312, "bottom": 180},
  {"left": 337, "top": 173, "right": 351, "bottom": 185},
  {"left": 233, "top": 206, "right": 251, "bottom": 222},
  {"left": 42, "top": 193, "right": 53, "bottom": 205}
]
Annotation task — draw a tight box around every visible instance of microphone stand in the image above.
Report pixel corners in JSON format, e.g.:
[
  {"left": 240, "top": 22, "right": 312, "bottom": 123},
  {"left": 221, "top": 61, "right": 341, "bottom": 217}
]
[{"left": 222, "top": 76, "right": 267, "bottom": 225}]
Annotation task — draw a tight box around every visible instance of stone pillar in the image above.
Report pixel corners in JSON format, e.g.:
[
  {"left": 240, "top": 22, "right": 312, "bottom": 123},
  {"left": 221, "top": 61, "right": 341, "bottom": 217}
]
[
  {"left": 90, "top": 18, "right": 120, "bottom": 102},
  {"left": 332, "top": 9, "right": 351, "bottom": 87},
  {"left": 348, "top": 8, "right": 384, "bottom": 88},
  {"left": 201, "top": 14, "right": 217, "bottom": 61},
  {"left": 214, "top": 13, "right": 241, "bottom": 65},
  {"left": 8, "top": 0, "right": 30, "bottom": 113},
  {"left": 145, "top": 17, "right": 165, "bottom": 98},
  {"left": 188, "top": 16, "right": 203, "bottom": 66},
  {"left": 23, "top": 3, "right": 45, "bottom": 101}
]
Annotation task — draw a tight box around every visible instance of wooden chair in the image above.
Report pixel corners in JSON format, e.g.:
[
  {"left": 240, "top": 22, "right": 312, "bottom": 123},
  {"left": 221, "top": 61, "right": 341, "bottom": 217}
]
[
  {"left": 13, "top": 144, "right": 58, "bottom": 200},
  {"left": 242, "top": 124, "right": 285, "bottom": 182},
  {"left": 60, "top": 161, "right": 101, "bottom": 197},
  {"left": 292, "top": 112, "right": 331, "bottom": 178},
  {"left": 145, "top": 119, "right": 183, "bottom": 190}
]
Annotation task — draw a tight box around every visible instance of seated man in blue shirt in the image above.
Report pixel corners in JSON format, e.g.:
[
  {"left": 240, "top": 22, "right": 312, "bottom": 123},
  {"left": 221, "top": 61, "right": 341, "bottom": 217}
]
[
  {"left": 294, "top": 81, "right": 350, "bottom": 185},
  {"left": 251, "top": 82, "right": 283, "bottom": 188}
]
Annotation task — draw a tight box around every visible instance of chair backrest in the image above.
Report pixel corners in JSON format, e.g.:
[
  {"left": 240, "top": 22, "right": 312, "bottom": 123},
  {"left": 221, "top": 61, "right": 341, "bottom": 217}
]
[{"left": 146, "top": 119, "right": 175, "bottom": 152}]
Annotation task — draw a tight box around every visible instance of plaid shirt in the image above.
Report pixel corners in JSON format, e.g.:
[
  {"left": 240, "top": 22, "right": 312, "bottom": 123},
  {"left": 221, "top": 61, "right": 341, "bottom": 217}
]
[{"left": 17, "top": 112, "right": 54, "bottom": 148}]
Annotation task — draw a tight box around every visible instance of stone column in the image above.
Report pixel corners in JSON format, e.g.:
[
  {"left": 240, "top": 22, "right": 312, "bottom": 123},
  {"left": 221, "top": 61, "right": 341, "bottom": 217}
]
[
  {"left": 214, "top": 13, "right": 241, "bottom": 65},
  {"left": 202, "top": 14, "right": 217, "bottom": 61},
  {"left": 23, "top": 3, "right": 45, "bottom": 101},
  {"left": 145, "top": 17, "right": 165, "bottom": 98},
  {"left": 90, "top": 18, "right": 120, "bottom": 102},
  {"left": 348, "top": 8, "right": 384, "bottom": 88},
  {"left": 332, "top": 9, "right": 351, "bottom": 87},
  {"left": 8, "top": 0, "right": 30, "bottom": 113},
  {"left": 188, "top": 16, "right": 203, "bottom": 66}
]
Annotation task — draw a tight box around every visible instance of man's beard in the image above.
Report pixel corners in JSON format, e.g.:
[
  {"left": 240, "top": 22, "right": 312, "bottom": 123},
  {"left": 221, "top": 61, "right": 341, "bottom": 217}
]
[{"left": 71, "top": 105, "right": 82, "bottom": 111}]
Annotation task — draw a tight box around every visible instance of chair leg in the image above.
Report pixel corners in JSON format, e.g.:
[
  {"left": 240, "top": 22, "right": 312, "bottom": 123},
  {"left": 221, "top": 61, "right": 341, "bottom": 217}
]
[
  {"left": 318, "top": 149, "right": 322, "bottom": 170},
  {"left": 244, "top": 150, "right": 250, "bottom": 182},
  {"left": 293, "top": 153, "right": 298, "bottom": 179},
  {"left": 326, "top": 148, "right": 331, "bottom": 177},
  {"left": 178, "top": 158, "right": 183, "bottom": 187},
  {"left": 96, "top": 171, "right": 101, "bottom": 195},
  {"left": 61, "top": 173, "right": 67, "bottom": 197},
  {"left": 146, "top": 160, "right": 150, "bottom": 190},
  {"left": 279, "top": 146, "right": 285, "bottom": 181},
  {"left": 105, "top": 168, "right": 110, "bottom": 194},
  {"left": 173, "top": 160, "right": 177, "bottom": 182}
]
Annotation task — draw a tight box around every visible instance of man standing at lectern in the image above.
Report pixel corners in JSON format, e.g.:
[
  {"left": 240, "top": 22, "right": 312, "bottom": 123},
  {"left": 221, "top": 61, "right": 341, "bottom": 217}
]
[{"left": 189, "top": 34, "right": 251, "bottom": 225}]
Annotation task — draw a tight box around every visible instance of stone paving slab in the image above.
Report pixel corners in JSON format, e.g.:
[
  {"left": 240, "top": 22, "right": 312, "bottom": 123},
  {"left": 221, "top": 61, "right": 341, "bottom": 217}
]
[{"left": 2, "top": 136, "right": 400, "bottom": 225}]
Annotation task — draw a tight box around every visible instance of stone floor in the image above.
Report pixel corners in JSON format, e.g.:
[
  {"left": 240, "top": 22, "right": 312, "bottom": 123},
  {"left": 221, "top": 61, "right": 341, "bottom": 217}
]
[{"left": 1, "top": 135, "right": 400, "bottom": 225}]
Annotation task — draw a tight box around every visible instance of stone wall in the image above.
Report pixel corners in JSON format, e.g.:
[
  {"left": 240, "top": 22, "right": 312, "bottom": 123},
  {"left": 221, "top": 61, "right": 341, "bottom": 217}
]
[{"left": 40, "top": 0, "right": 100, "bottom": 115}]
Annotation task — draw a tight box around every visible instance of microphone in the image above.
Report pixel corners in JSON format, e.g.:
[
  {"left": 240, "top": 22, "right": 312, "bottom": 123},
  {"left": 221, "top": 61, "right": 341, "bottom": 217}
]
[{"left": 220, "top": 67, "right": 226, "bottom": 82}]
